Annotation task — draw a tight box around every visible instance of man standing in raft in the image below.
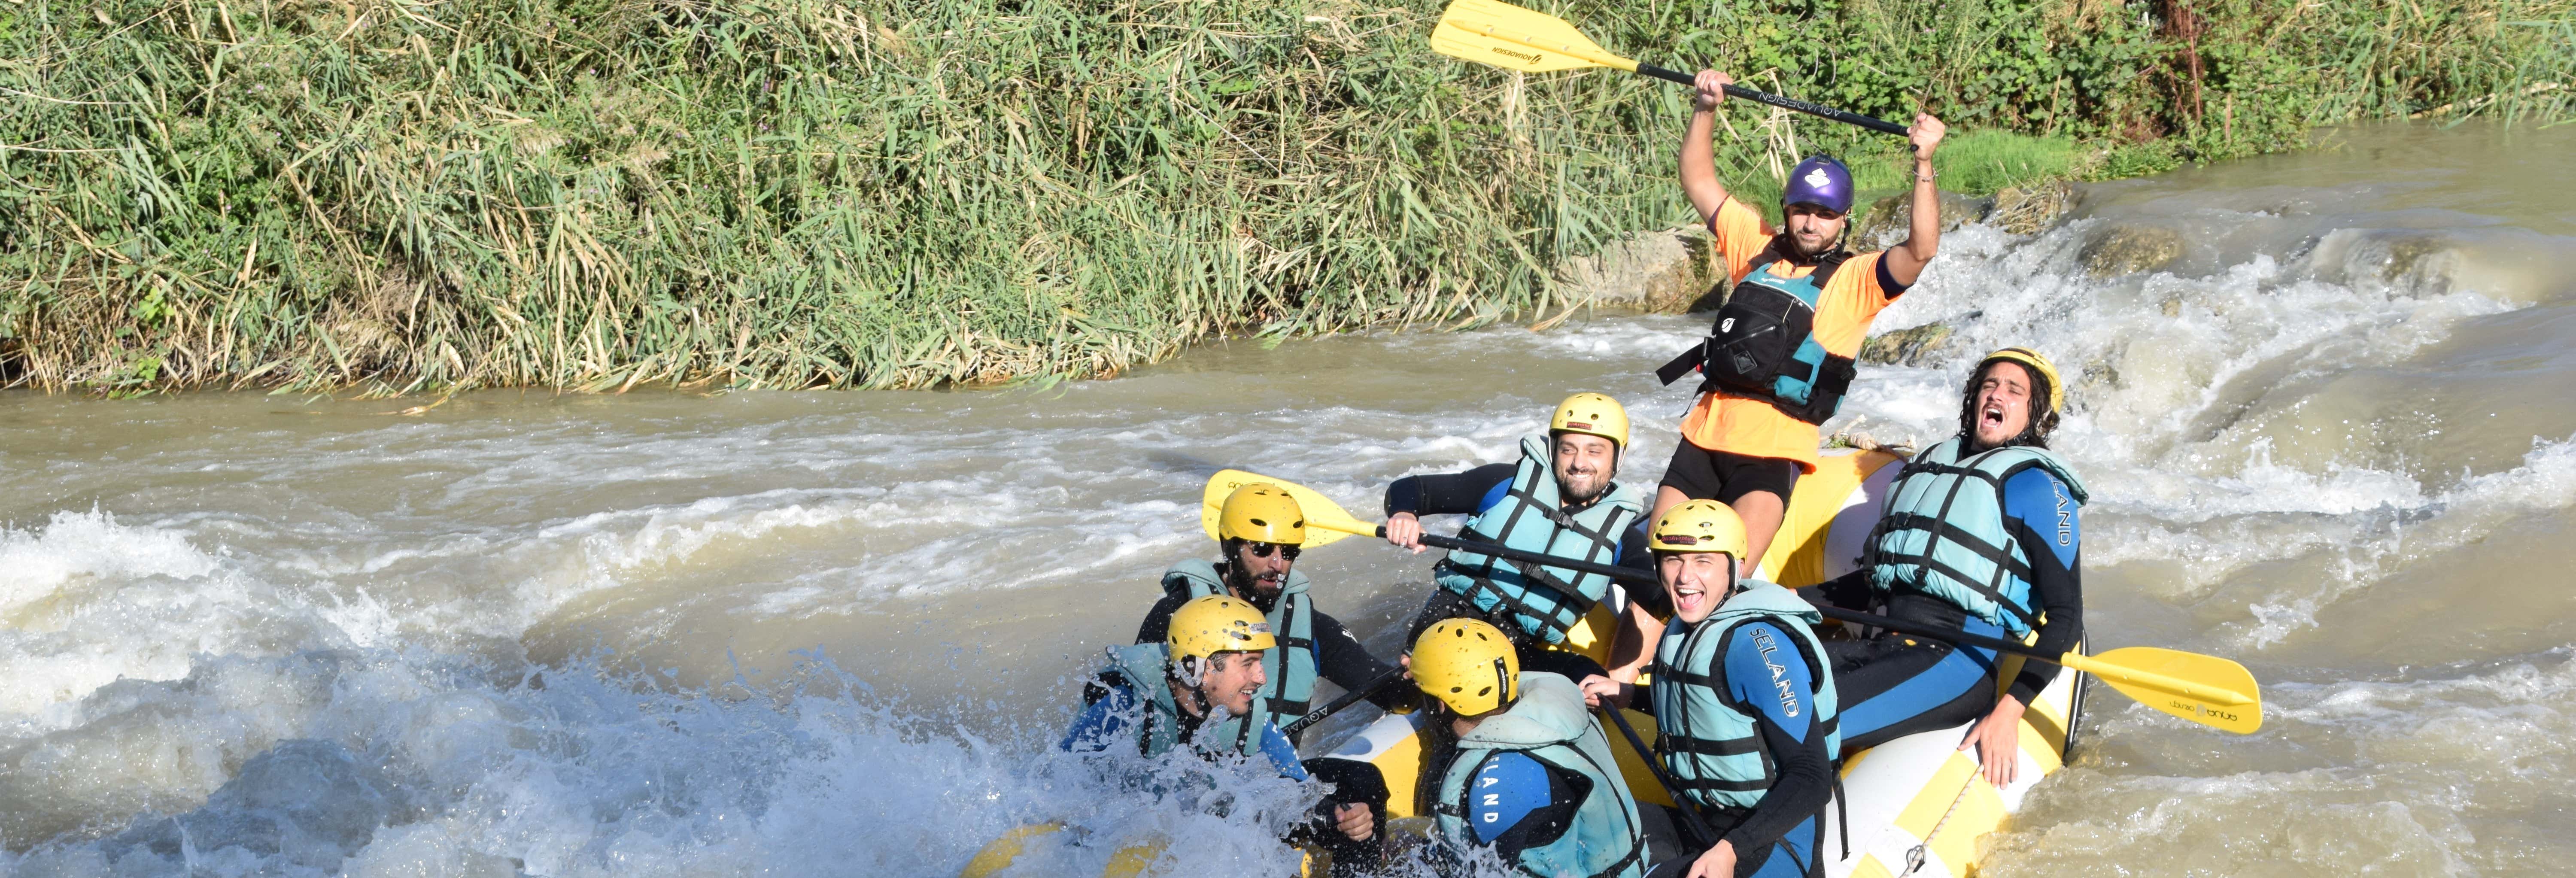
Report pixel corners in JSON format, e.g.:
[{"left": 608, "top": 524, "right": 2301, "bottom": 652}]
[
  {"left": 1620, "top": 69, "right": 1949, "bottom": 681},
  {"left": 1410, "top": 619, "right": 1647, "bottom": 878},
  {"left": 1814, "top": 347, "right": 2085, "bottom": 786},
  {"left": 1065, "top": 594, "right": 1389, "bottom": 871},
  {"left": 1586, "top": 501, "right": 1838, "bottom": 878},
  {"left": 1380, "top": 393, "right": 1649, "bottom": 677},
  {"left": 1136, "top": 483, "right": 1407, "bottom": 748}
]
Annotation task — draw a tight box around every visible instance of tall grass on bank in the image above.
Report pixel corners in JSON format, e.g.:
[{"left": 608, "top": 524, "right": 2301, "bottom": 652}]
[{"left": 1, "top": 0, "right": 2567, "bottom": 393}]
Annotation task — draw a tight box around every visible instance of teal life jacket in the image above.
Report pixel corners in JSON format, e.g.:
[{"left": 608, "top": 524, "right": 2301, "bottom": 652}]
[
  {"left": 1654, "top": 245, "right": 1859, "bottom": 425},
  {"left": 1096, "top": 642, "right": 1266, "bottom": 761},
  {"left": 1649, "top": 580, "right": 1840, "bottom": 812},
  {"left": 1434, "top": 434, "right": 1645, "bottom": 644},
  {"left": 1433, "top": 672, "right": 1648, "bottom": 878},
  {"left": 1161, "top": 559, "right": 1318, "bottom": 747},
  {"left": 1864, "top": 437, "right": 2090, "bottom": 637}
]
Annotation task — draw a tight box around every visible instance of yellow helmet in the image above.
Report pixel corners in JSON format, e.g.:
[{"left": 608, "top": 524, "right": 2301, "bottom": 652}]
[
  {"left": 1978, "top": 347, "right": 2065, "bottom": 415},
  {"left": 1410, "top": 619, "right": 1519, "bottom": 715},
  {"left": 1167, "top": 594, "right": 1276, "bottom": 672},
  {"left": 1649, "top": 499, "right": 1750, "bottom": 559},
  {"left": 1218, "top": 483, "right": 1306, "bottom": 545},
  {"left": 1550, "top": 392, "right": 1630, "bottom": 449}
]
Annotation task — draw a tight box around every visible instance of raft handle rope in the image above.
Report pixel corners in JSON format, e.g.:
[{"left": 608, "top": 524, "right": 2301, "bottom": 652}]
[{"left": 1901, "top": 765, "right": 1979, "bottom": 875}]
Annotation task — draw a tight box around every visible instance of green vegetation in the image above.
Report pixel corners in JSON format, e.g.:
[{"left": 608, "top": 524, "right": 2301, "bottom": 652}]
[{"left": 2, "top": 0, "right": 2567, "bottom": 392}]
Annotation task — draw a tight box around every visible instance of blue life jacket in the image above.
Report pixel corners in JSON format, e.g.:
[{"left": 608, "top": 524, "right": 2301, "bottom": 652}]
[
  {"left": 1654, "top": 246, "right": 1859, "bottom": 425},
  {"left": 1434, "top": 434, "right": 1645, "bottom": 644},
  {"left": 1865, "top": 437, "right": 2090, "bottom": 637},
  {"left": 1649, "top": 581, "right": 1840, "bottom": 812},
  {"left": 1434, "top": 672, "right": 1647, "bottom": 878},
  {"left": 1162, "top": 559, "right": 1318, "bottom": 747}
]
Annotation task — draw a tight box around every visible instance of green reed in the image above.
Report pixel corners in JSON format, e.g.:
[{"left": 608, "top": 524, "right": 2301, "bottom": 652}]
[{"left": 0, "top": 0, "right": 2565, "bottom": 392}]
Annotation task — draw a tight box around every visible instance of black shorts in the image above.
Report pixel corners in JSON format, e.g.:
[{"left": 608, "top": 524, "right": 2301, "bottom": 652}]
[{"left": 1659, "top": 442, "right": 1801, "bottom": 504}]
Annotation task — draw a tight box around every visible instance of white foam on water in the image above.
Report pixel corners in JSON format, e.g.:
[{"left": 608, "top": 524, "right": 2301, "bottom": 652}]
[
  {"left": 0, "top": 648, "right": 1338, "bottom": 878},
  {"left": 1984, "top": 649, "right": 2576, "bottom": 876},
  {"left": 0, "top": 512, "right": 354, "bottom": 729}
]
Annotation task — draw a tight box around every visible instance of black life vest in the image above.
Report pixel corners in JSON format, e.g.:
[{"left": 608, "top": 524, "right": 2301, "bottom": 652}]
[{"left": 1656, "top": 239, "right": 1861, "bottom": 425}]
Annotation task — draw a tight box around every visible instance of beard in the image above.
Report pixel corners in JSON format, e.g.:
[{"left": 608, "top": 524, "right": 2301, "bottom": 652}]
[{"left": 1223, "top": 556, "right": 1282, "bottom": 611}]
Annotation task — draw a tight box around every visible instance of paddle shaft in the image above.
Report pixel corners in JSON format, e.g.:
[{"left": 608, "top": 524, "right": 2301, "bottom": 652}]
[
  {"left": 1596, "top": 706, "right": 1722, "bottom": 849},
  {"left": 1281, "top": 668, "right": 1406, "bottom": 739},
  {"left": 1384, "top": 526, "right": 2073, "bottom": 668},
  {"left": 1627, "top": 63, "right": 1910, "bottom": 137}
]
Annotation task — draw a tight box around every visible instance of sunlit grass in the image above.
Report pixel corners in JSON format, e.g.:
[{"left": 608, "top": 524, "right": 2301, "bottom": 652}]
[{"left": 0, "top": 0, "right": 2563, "bottom": 392}]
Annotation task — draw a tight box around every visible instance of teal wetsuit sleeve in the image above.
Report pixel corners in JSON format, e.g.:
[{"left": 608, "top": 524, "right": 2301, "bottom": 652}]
[
  {"left": 1723, "top": 622, "right": 1815, "bottom": 740},
  {"left": 1456, "top": 752, "right": 1583, "bottom": 860},
  {"left": 2001, "top": 466, "right": 2082, "bottom": 704},
  {"left": 1716, "top": 622, "right": 1834, "bottom": 861},
  {"left": 1465, "top": 752, "right": 1552, "bottom": 844}
]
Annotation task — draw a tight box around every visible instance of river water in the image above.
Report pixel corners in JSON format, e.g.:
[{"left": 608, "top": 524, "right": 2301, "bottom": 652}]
[{"left": 4, "top": 122, "right": 2573, "bottom": 876}]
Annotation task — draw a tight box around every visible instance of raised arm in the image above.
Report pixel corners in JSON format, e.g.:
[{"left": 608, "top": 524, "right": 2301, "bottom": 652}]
[
  {"left": 1680, "top": 70, "right": 1737, "bottom": 225},
  {"left": 1879, "top": 114, "right": 1949, "bottom": 286}
]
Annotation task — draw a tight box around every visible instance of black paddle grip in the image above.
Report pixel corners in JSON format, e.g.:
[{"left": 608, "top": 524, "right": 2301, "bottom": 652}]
[
  {"left": 1630, "top": 61, "right": 1910, "bottom": 138},
  {"left": 1722, "top": 83, "right": 1911, "bottom": 137},
  {"left": 1634, "top": 61, "right": 1695, "bottom": 87},
  {"left": 1281, "top": 667, "right": 1407, "bottom": 738}
]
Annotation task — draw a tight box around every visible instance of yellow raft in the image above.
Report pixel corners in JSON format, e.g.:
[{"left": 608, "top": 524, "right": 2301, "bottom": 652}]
[
  {"left": 968, "top": 448, "right": 2085, "bottom": 877},
  {"left": 1314, "top": 448, "right": 2090, "bottom": 877}
]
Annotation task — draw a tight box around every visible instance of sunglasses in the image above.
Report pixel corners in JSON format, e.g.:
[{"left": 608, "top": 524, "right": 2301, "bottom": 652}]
[{"left": 1245, "top": 542, "right": 1301, "bottom": 561}]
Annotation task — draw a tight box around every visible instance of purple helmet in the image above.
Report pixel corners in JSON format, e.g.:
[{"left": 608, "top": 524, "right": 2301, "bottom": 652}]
[{"left": 1782, "top": 155, "right": 1855, "bottom": 214}]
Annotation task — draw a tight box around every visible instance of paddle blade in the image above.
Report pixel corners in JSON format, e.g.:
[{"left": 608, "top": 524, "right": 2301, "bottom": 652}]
[
  {"left": 1201, "top": 469, "right": 1363, "bottom": 548},
  {"left": 1430, "top": 0, "right": 1622, "bottom": 73},
  {"left": 2080, "top": 646, "right": 2264, "bottom": 735}
]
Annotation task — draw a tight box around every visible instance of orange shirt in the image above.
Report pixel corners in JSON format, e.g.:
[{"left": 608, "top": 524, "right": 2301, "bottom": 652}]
[{"left": 1677, "top": 197, "right": 1903, "bottom": 473}]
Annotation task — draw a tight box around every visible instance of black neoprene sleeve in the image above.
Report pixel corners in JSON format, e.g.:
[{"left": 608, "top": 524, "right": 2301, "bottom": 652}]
[
  {"left": 2006, "top": 521, "right": 2081, "bottom": 705},
  {"left": 1486, "top": 759, "right": 1587, "bottom": 862},
  {"left": 1310, "top": 610, "right": 1411, "bottom": 711},
  {"left": 1383, "top": 464, "right": 1516, "bottom": 517},
  {"left": 1133, "top": 591, "right": 1188, "bottom": 645}
]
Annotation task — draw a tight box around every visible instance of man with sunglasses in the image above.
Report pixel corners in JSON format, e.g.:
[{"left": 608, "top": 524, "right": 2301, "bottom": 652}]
[
  {"left": 1136, "top": 483, "right": 1407, "bottom": 750},
  {"left": 1382, "top": 393, "right": 1649, "bottom": 680},
  {"left": 1627, "top": 69, "right": 1949, "bottom": 687}
]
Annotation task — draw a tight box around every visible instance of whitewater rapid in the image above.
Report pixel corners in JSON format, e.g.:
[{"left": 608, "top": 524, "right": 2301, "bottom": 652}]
[{"left": 5, "top": 122, "right": 2575, "bottom": 875}]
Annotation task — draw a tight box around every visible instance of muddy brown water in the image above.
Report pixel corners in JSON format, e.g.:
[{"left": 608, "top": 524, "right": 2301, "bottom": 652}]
[{"left": 4, "top": 122, "right": 2573, "bottom": 875}]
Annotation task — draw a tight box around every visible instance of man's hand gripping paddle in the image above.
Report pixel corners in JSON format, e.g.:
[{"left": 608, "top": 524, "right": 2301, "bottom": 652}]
[
  {"left": 1201, "top": 470, "right": 2266, "bottom": 735},
  {"left": 1429, "top": 0, "right": 1909, "bottom": 137}
]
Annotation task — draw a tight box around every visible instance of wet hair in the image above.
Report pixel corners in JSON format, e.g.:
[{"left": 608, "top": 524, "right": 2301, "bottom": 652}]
[{"left": 1958, "top": 359, "right": 2058, "bottom": 449}]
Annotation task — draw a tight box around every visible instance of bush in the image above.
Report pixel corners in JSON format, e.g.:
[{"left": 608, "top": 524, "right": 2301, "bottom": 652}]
[{"left": 0, "top": 0, "right": 2564, "bottom": 392}]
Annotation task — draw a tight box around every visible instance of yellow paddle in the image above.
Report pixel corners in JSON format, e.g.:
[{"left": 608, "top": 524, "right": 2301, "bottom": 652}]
[
  {"left": 1200, "top": 471, "right": 2266, "bottom": 734},
  {"left": 1200, "top": 469, "right": 1373, "bottom": 548},
  {"left": 1430, "top": 0, "right": 1911, "bottom": 137}
]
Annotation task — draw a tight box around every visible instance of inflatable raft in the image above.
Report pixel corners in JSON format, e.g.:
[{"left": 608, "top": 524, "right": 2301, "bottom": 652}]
[
  {"left": 1313, "top": 447, "right": 2090, "bottom": 877},
  {"left": 968, "top": 448, "right": 2089, "bottom": 876}
]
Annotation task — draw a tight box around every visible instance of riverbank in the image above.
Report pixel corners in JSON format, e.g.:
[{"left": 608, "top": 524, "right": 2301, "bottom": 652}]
[{"left": 3, "top": 0, "right": 2567, "bottom": 393}]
